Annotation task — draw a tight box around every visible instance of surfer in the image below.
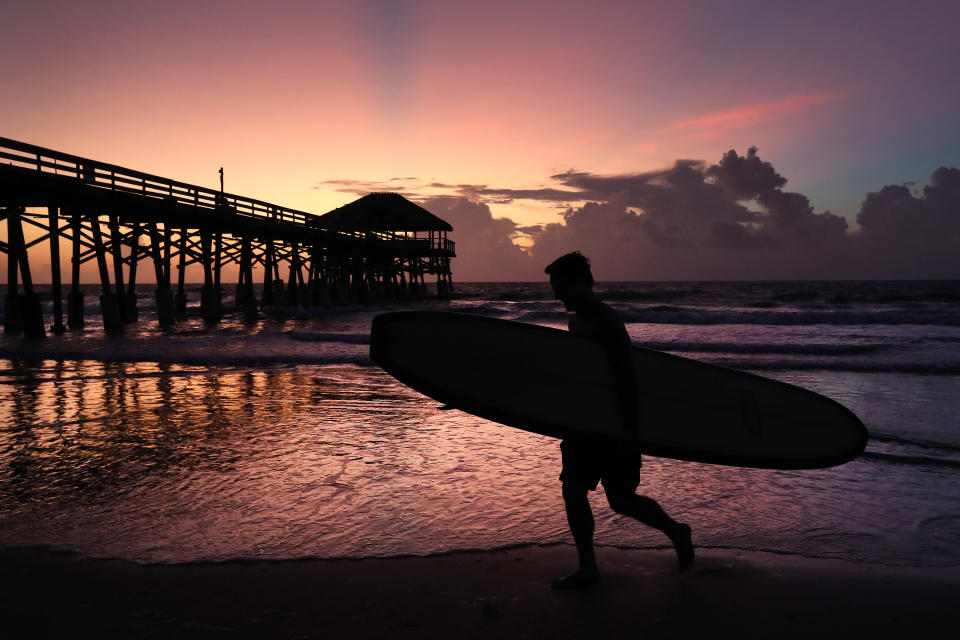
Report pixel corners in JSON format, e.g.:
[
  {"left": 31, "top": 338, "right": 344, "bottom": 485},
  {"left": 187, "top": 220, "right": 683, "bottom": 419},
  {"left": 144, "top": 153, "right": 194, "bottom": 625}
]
[{"left": 545, "top": 251, "right": 694, "bottom": 589}]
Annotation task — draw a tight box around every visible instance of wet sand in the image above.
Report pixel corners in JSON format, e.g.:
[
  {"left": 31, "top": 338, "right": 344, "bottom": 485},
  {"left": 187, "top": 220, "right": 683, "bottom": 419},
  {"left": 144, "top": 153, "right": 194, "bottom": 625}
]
[{"left": 2, "top": 545, "right": 958, "bottom": 639}]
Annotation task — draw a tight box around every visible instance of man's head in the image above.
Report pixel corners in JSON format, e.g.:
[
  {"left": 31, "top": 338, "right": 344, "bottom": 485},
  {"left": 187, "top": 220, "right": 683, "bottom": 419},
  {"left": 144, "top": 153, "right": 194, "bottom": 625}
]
[{"left": 545, "top": 251, "right": 594, "bottom": 311}]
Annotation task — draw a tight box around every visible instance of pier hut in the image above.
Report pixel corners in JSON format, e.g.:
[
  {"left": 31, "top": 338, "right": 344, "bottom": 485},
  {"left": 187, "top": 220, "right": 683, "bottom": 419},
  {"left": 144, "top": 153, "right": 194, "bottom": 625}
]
[{"left": 314, "top": 193, "right": 455, "bottom": 301}]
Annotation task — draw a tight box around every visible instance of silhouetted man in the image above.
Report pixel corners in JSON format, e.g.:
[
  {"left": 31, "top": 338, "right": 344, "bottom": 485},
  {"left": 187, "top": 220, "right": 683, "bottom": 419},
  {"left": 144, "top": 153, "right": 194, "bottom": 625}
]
[{"left": 545, "top": 251, "right": 693, "bottom": 589}]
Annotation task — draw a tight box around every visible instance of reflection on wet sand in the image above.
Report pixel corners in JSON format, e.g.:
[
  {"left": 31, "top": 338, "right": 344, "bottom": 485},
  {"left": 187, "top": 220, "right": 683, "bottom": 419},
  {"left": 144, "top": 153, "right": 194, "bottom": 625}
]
[
  {"left": 0, "top": 361, "right": 427, "bottom": 504},
  {"left": 1, "top": 360, "right": 497, "bottom": 561}
]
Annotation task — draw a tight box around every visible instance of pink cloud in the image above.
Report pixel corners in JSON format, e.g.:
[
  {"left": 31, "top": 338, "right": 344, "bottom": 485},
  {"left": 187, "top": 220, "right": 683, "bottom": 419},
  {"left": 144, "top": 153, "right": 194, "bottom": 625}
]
[{"left": 667, "top": 93, "right": 846, "bottom": 139}]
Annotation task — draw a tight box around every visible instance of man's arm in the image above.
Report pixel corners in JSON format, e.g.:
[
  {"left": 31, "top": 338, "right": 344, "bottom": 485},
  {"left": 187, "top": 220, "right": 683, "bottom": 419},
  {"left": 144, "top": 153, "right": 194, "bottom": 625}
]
[{"left": 599, "top": 310, "right": 639, "bottom": 435}]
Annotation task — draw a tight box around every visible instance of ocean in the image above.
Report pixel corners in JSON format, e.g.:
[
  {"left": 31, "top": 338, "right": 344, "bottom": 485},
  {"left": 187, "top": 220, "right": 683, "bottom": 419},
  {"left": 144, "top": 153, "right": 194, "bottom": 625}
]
[{"left": 1, "top": 281, "right": 959, "bottom": 567}]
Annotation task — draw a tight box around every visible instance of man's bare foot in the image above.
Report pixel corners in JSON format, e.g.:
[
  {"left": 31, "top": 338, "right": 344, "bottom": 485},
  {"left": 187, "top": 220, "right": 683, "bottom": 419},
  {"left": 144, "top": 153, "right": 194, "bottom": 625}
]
[
  {"left": 670, "top": 523, "right": 694, "bottom": 571},
  {"left": 551, "top": 568, "right": 599, "bottom": 590}
]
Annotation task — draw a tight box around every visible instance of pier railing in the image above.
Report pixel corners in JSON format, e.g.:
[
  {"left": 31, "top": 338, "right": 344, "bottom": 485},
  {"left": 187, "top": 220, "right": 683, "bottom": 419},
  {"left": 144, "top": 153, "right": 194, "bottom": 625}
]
[
  {"left": 0, "top": 136, "right": 318, "bottom": 227},
  {"left": 329, "top": 229, "right": 455, "bottom": 255},
  {"left": 1, "top": 136, "right": 456, "bottom": 255}
]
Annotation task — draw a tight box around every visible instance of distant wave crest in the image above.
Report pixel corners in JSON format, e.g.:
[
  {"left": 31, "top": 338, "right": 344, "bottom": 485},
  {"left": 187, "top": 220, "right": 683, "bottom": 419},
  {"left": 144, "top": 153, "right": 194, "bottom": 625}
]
[
  {"left": 621, "top": 307, "right": 960, "bottom": 326},
  {"left": 859, "top": 451, "right": 960, "bottom": 470}
]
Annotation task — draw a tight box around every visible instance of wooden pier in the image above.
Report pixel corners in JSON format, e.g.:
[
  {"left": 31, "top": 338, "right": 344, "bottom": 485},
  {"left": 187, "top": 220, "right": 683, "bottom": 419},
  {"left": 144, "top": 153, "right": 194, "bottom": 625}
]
[{"left": 0, "top": 137, "right": 455, "bottom": 338}]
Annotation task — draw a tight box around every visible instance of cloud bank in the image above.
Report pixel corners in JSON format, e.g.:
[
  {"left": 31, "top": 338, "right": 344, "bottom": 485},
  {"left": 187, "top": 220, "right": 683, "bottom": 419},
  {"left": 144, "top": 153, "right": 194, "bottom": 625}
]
[{"left": 323, "top": 149, "right": 960, "bottom": 281}]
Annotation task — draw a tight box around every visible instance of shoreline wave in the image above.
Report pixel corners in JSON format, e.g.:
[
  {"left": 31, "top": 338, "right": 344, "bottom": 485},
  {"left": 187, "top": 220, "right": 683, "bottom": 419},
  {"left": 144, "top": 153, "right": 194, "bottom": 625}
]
[{"left": 4, "top": 540, "right": 956, "bottom": 569}]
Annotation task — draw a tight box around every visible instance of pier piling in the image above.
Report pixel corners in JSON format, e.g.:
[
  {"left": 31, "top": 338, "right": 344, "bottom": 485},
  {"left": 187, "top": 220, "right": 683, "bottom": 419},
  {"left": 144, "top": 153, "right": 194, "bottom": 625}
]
[
  {"left": 47, "top": 206, "right": 66, "bottom": 334},
  {"left": 175, "top": 229, "right": 187, "bottom": 318},
  {"left": 90, "top": 214, "right": 123, "bottom": 335},
  {"left": 67, "top": 209, "right": 84, "bottom": 329}
]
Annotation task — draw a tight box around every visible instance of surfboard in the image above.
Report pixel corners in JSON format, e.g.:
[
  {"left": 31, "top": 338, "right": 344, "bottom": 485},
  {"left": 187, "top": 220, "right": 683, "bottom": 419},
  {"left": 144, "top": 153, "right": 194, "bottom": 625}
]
[{"left": 370, "top": 311, "right": 868, "bottom": 469}]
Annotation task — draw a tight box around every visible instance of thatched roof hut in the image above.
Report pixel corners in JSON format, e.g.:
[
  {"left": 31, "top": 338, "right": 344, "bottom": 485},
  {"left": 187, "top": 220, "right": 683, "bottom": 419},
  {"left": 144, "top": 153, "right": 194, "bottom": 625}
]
[{"left": 316, "top": 192, "right": 452, "bottom": 232}]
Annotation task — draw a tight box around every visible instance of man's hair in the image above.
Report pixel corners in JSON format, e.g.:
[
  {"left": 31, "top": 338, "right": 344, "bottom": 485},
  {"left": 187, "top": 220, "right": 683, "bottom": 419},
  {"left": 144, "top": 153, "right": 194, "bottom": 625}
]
[{"left": 544, "top": 251, "right": 594, "bottom": 285}]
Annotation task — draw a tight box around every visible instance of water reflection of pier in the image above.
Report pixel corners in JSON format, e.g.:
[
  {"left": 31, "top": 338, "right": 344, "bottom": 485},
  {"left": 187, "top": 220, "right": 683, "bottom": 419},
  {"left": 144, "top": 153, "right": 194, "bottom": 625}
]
[{"left": 1, "top": 137, "right": 455, "bottom": 337}]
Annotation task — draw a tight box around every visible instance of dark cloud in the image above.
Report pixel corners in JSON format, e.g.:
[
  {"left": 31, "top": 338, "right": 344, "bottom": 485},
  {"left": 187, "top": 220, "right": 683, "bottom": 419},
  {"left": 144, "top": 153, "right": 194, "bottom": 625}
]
[
  {"left": 706, "top": 146, "right": 787, "bottom": 200},
  {"left": 418, "top": 196, "right": 538, "bottom": 281},
  {"left": 318, "top": 177, "right": 584, "bottom": 206},
  {"left": 530, "top": 197, "right": 657, "bottom": 277},
  {"left": 853, "top": 166, "right": 960, "bottom": 277},
  {"left": 457, "top": 186, "right": 584, "bottom": 205},
  {"left": 322, "top": 151, "right": 960, "bottom": 280},
  {"left": 515, "top": 224, "right": 544, "bottom": 235},
  {"left": 425, "top": 181, "right": 487, "bottom": 192},
  {"left": 758, "top": 189, "right": 848, "bottom": 248},
  {"left": 534, "top": 151, "right": 956, "bottom": 279},
  {"left": 315, "top": 178, "right": 407, "bottom": 195}
]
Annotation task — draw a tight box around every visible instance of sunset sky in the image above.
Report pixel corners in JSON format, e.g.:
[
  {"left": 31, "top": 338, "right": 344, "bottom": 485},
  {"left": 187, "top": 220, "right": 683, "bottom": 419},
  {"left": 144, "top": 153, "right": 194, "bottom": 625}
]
[{"left": 2, "top": 0, "right": 958, "bottom": 281}]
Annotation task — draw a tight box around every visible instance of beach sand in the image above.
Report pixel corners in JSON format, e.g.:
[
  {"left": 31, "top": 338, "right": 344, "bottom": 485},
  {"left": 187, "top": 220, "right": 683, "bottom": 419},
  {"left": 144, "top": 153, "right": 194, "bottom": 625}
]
[{"left": 2, "top": 545, "right": 957, "bottom": 639}]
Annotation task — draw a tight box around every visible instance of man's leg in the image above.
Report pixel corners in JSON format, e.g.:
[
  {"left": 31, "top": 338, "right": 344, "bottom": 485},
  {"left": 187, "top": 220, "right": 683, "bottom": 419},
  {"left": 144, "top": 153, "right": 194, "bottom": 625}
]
[
  {"left": 606, "top": 491, "right": 694, "bottom": 571},
  {"left": 554, "top": 480, "right": 599, "bottom": 588}
]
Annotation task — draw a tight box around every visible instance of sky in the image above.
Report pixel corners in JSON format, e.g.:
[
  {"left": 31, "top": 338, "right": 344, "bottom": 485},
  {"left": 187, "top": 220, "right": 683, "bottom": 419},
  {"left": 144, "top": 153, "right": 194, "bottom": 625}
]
[{"left": 2, "top": 0, "right": 958, "bottom": 281}]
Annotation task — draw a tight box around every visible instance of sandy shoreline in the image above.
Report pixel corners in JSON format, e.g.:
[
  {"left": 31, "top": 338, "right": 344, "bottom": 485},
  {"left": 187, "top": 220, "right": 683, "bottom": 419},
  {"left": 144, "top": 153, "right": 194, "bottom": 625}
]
[{"left": 2, "top": 545, "right": 958, "bottom": 639}]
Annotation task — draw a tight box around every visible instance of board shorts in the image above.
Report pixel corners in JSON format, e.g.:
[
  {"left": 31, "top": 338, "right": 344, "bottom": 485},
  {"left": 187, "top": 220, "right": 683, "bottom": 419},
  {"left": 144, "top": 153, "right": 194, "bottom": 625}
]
[{"left": 559, "top": 437, "right": 642, "bottom": 493}]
